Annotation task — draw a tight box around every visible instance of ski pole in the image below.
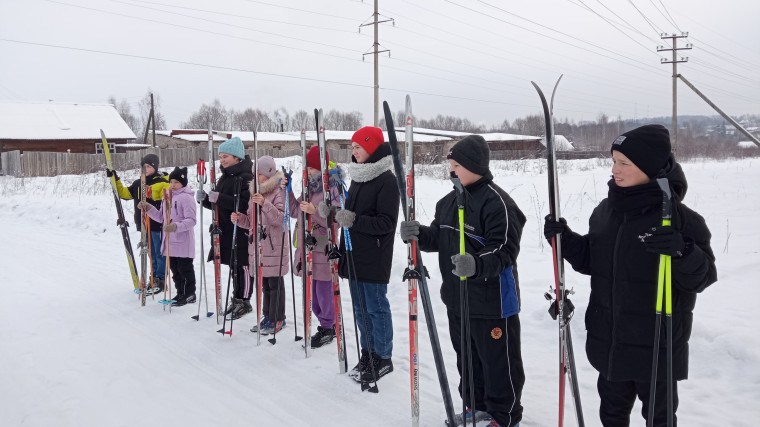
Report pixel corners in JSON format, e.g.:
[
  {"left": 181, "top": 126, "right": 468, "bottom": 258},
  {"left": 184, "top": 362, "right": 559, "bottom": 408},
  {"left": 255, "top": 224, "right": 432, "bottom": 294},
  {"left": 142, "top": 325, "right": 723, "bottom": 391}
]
[
  {"left": 193, "top": 158, "right": 212, "bottom": 320},
  {"left": 282, "top": 167, "right": 303, "bottom": 342},
  {"left": 451, "top": 173, "right": 475, "bottom": 427},
  {"left": 648, "top": 178, "right": 674, "bottom": 427},
  {"left": 269, "top": 171, "right": 289, "bottom": 345},
  {"left": 218, "top": 178, "right": 242, "bottom": 336}
]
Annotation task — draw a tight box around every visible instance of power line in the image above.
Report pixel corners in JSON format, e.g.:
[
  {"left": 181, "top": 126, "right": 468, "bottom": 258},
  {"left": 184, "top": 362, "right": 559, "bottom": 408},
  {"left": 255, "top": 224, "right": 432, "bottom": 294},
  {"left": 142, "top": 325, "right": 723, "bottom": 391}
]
[
  {"left": 0, "top": 38, "right": 572, "bottom": 110},
  {"left": 237, "top": 0, "right": 358, "bottom": 22},
  {"left": 381, "top": 1, "right": 671, "bottom": 100},
  {"left": 445, "top": 0, "right": 663, "bottom": 76},
  {"left": 626, "top": 0, "right": 664, "bottom": 35},
  {"left": 123, "top": 0, "right": 362, "bottom": 34},
  {"left": 39, "top": 0, "right": 363, "bottom": 64}
]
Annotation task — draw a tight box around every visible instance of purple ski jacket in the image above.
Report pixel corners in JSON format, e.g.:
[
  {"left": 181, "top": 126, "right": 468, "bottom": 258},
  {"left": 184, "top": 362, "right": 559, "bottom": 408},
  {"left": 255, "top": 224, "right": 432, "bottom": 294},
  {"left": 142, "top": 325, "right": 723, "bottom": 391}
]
[{"left": 146, "top": 185, "right": 197, "bottom": 259}]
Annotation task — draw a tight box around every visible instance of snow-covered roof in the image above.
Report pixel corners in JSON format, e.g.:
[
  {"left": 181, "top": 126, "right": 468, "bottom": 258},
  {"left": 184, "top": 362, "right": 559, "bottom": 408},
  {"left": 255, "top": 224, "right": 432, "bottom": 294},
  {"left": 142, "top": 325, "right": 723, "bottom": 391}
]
[
  {"left": 0, "top": 101, "right": 137, "bottom": 140},
  {"left": 539, "top": 135, "right": 575, "bottom": 151},
  {"left": 738, "top": 140, "right": 759, "bottom": 149},
  {"left": 479, "top": 133, "right": 542, "bottom": 142},
  {"left": 154, "top": 129, "right": 450, "bottom": 144}
]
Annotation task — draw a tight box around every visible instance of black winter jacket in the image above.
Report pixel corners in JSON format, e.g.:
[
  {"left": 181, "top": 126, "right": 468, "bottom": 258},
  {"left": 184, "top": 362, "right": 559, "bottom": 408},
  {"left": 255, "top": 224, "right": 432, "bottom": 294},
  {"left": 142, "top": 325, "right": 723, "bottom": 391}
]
[
  {"left": 417, "top": 174, "right": 526, "bottom": 319},
  {"left": 561, "top": 156, "right": 717, "bottom": 382},
  {"left": 202, "top": 156, "right": 253, "bottom": 266},
  {"left": 337, "top": 147, "right": 400, "bottom": 284}
]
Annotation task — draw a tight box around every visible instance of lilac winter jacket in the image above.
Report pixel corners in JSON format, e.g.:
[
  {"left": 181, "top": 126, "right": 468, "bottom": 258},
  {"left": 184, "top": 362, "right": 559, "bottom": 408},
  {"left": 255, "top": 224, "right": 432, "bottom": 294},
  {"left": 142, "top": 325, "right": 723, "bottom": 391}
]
[
  {"left": 146, "top": 185, "right": 197, "bottom": 259},
  {"left": 288, "top": 173, "right": 341, "bottom": 282},
  {"left": 237, "top": 170, "right": 289, "bottom": 277}
]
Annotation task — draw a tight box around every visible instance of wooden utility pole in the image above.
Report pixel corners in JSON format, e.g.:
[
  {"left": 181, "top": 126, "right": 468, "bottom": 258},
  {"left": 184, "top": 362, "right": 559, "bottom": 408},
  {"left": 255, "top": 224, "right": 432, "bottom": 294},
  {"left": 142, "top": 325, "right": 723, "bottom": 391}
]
[
  {"left": 658, "top": 33, "right": 691, "bottom": 153},
  {"left": 150, "top": 93, "right": 156, "bottom": 147},
  {"left": 360, "top": 0, "right": 393, "bottom": 127}
]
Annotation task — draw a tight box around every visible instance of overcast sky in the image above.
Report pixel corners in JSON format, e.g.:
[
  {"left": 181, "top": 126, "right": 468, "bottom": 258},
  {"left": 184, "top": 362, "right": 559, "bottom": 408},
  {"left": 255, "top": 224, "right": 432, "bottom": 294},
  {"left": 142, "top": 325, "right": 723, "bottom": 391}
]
[{"left": 1, "top": 0, "right": 758, "bottom": 129}]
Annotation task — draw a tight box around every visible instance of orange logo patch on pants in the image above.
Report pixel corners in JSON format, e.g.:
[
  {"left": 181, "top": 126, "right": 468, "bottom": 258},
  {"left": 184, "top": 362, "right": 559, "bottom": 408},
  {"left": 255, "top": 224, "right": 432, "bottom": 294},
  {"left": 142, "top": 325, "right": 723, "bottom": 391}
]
[{"left": 490, "top": 327, "right": 503, "bottom": 340}]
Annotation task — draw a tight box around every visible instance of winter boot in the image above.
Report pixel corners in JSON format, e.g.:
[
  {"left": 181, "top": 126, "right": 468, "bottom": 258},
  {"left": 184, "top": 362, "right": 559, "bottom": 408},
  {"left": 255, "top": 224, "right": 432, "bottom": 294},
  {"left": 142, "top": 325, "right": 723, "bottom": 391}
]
[
  {"left": 310, "top": 325, "right": 336, "bottom": 349},
  {"left": 172, "top": 293, "right": 196, "bottom": 307},
  {"left": 262, "top": 320, "right": 286, "bottom": 335},
  {"left": 230, "top": 299, "right": 253, "bottom": 320},
  {"left": 250, "top": 316, "right": 271, "bottom": 333},
  {"left": 358, "top": 352, "right": 393, "bottom": 383},
  {"left": 446, "top": 409, "right": 494, "bottom": 426},
  {"left": 349, "top": 349, "right": 371, "bottom": 380}
]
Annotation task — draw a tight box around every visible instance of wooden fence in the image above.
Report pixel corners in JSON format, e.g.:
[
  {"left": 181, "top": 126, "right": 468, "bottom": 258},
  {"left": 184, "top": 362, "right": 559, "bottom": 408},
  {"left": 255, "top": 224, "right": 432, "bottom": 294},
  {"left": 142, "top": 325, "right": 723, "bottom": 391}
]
[
  {"left": 0, "top": 147, "right": 355, "bottom": 177},
  {"left": 0, "top": 147, "right": 608, "bottom": 177}
]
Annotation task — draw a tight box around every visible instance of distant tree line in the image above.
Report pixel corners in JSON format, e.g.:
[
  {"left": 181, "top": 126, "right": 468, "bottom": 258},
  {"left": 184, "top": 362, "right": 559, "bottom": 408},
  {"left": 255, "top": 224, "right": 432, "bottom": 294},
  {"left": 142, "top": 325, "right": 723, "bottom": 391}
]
[{"left": 108, "top": 93, "right": 757, "bottom": 159}]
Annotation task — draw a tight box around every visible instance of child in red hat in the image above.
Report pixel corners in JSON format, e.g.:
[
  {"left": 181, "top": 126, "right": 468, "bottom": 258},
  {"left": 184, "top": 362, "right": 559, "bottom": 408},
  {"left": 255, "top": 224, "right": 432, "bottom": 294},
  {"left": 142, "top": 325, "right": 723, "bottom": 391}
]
[{"left": 318, "top": 126, "right": 400, "bottom": 383}]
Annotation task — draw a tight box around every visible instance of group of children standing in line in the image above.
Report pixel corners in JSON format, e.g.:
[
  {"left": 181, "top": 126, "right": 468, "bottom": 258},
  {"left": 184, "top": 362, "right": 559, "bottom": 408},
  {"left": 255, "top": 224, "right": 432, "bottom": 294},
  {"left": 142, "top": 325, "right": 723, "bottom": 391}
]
[{"left": 108, "top": 124, "right": 716, "bottom": 427}]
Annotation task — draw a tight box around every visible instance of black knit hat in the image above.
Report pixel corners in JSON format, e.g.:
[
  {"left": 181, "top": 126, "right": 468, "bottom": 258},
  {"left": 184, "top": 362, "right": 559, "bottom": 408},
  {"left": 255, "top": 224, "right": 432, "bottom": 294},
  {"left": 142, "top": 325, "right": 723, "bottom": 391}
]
[
  {"left": 169, "top": 167, "right": 188, "bottom": 187},
  {"left": 447, "top": 135, "right": 490, "bottom": 176},
  {"left": 141, "top": 154, "right": 159, "bottom": 171},
  {"left": 611, "top": 124, "right": 671, "bottom": 178}
]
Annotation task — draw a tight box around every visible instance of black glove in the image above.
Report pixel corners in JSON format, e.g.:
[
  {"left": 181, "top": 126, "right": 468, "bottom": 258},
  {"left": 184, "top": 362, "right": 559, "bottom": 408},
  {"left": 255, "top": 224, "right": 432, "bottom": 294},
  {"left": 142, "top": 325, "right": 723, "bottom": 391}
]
[
  {"left": 543, "top": 215, "right": 569, "bottom": 243},
  {"left": 639, "top": 226, "right": 686, "bottom": 257},
  {"left": 106, "top": 169, "right": 119, "bottom": 181}
]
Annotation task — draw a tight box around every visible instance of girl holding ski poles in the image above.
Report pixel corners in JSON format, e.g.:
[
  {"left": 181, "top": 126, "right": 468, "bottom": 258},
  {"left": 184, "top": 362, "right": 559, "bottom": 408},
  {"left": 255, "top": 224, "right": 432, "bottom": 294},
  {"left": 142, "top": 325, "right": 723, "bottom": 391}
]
[
  {"left": 543, "top": 124, "right": 717, "bottom": 426},
  {"left": 281, "top": 146, "right": 342, "bottom": 348},
  {"left": 232, "top": 155, "right": 289, "bottom": 334},
  {"left": 139, "top": 167, "right": 197, "bottom": 306},
  {"left": 197, "top": 137, "right": 254, "bottom": 320}
]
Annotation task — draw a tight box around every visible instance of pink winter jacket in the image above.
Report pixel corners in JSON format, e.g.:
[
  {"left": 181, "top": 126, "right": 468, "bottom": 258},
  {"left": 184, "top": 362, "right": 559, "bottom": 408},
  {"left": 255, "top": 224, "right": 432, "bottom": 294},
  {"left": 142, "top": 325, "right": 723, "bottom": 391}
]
[
  {"left": 288, "top": 177, "right": 341, "bottom": 282},
  {"left": 146, "top": 185, "right": 197, "bottom": 259},
  {"left": 237, "top": 170, "right": 289, "bottom": 277}
]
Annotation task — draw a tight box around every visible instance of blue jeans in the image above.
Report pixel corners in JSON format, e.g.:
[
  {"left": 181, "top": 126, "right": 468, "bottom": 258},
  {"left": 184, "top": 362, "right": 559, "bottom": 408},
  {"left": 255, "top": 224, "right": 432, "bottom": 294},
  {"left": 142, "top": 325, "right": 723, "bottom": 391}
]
[
  {"left": 350, "top": 281, "right": 393, "bottom": 359},
  {"left": 150, "top": 230, "right": 166, "bottom": 279}
]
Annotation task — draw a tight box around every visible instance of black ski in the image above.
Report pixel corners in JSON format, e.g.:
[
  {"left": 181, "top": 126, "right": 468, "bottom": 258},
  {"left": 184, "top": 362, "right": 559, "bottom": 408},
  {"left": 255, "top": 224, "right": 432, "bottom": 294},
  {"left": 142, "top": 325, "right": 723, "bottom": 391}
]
[
  {"left": 383, "top": 99, "right": 456, "bottom": 427},
  {"left": 101, "top": 129, "right": 140, "bottom": 292},
  {"left": 532, "top": 75, "right": 585, "bottom": 427}
]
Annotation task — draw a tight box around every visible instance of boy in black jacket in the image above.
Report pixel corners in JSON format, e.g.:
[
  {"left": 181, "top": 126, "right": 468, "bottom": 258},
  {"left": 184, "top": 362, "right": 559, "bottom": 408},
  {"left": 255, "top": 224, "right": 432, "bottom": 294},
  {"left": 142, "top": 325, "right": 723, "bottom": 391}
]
[
  {"left": 544, "top": 124, "right": 717, "bottom": 427},
  {"left": 401, "top": 135, "right": 526, "bottom": 427}
]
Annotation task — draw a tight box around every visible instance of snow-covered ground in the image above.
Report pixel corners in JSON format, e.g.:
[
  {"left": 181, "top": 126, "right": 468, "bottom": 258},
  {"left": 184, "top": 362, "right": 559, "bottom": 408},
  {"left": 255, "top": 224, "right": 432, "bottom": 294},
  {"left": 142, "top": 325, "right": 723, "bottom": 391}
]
[{"left": 1, "top": 157, "right": 758, "bottom": 426}]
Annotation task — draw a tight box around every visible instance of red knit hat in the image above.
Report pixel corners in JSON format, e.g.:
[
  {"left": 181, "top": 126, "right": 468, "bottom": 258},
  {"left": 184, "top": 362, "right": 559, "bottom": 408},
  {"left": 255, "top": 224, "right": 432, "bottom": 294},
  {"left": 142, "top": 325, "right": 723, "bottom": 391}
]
[
  {"left": 306, "top": 145, "right": 328, "bottom": 170},
  {"left": 351, "top": 126, "right": 384, "bottom": 155}
]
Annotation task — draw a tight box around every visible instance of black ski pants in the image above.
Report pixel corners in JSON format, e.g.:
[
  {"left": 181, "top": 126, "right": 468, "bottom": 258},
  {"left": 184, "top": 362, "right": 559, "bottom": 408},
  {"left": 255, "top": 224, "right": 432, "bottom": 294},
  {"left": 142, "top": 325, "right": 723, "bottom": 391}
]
[
  {"left": 597, "top": 374, "right": 679, "bottom": 427},
  {"left": 448, "top": 312, "right": 524, "bottom": 427},
  {"left": 169, "top": 257, "right": 196, "bottom": 297},
  {"left": 261, "top": 276, "right": 286, "bottom": 322}
]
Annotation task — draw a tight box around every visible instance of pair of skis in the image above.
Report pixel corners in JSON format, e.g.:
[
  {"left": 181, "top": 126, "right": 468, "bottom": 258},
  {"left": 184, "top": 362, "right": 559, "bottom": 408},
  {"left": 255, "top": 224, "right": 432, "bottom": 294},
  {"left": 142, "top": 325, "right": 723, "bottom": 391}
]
[
  {"left": 533, "top": 76, "right": 585, "bottom": 427},
  {"left": 300, "top": 129, "right": 316, "bottom": 357},
  {"left": 315, "top": 108, "right": 349, "bottom": 374},
  {"left": 384, "top": 97, "right": 456, "bottom": 427},
  {"left": 101, "top": 130, "right": 140, "bottom": 294}
]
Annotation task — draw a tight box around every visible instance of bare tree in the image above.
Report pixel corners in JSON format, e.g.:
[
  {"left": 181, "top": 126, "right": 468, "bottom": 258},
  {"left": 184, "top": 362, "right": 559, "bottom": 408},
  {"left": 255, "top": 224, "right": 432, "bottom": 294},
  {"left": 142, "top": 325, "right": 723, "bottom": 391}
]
[
  {"left": 108, "top": 95, "right": 140, "bottom": 137},
  {"left": 182, "top": 99, "right": 232, "bottom": 130},
  {"left": 138, "top": 89, "right": 167, "bottom": 132}
]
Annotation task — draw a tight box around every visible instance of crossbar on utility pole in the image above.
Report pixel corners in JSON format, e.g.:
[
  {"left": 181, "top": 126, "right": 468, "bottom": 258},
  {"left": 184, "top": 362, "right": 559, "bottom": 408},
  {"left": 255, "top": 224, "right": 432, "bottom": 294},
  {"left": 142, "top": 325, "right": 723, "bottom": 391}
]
[
  {"left": 658, "top": 32, "right": 692, "bottom": 154},
  {"left": 360, "top": 0, "right": 393, "bottom": 127}
]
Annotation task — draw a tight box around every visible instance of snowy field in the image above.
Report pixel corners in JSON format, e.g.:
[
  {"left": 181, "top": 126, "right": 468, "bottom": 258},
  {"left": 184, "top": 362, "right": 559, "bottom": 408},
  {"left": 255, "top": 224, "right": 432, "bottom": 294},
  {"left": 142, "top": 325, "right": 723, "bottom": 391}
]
[{"left": 1, "top": 157, "right": 758, "bottom": 426}]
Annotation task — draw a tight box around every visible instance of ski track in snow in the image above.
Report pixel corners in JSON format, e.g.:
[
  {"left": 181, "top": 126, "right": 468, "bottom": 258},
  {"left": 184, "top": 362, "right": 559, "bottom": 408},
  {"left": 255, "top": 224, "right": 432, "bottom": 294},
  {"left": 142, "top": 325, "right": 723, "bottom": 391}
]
[{"left": 1, "top": 158, "right": 758, "bottom": 426}]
